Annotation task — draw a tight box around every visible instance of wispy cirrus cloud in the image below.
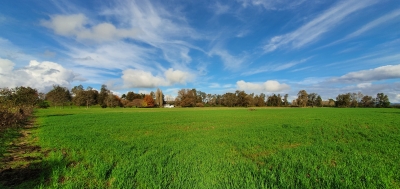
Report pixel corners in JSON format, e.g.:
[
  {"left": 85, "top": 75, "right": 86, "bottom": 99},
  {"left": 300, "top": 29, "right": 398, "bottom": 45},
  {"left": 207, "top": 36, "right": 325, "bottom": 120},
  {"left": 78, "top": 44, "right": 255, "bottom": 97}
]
[
  {"left": 212, "top": 2, "right": 230, "bottom": 15},
  {"left": 323, "top": 8, "right": 400, "bottom": 48},
  {"left": 345, "top": 9, "right": 400, "bottom": 39},
  {"left": 241, "top": 57, "right": 310, "bottom": 76},
  {"left": 238, "top": 0, "right": 306, "bottom": 10},
  {"left": 42, "top": 0, "right": 204, "bottom": 73},
  {"left": 263, "top": 0, "right": 377, "bottom": 52},
  {"left": 210, "top": 47, "right": 249, "bottom": 71}
]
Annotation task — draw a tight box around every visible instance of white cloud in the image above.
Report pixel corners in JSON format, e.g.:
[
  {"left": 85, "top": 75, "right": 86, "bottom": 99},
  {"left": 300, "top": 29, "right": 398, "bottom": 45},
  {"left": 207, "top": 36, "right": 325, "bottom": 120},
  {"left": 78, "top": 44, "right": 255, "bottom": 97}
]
[
  {"left": 67, "top": 41, "right": 155, "bottom": 70},
  {"left": 41, "top": 1, "right": 204, "bottom": 71},
  {"left": 263, "top": 0, "right": 376, "bottom": 52},
  {"left": 346, "top": 9, "right": 400, "bottom": 40},
  {"left": 209, "top": 83, "right": 221, "bottom": 88},
  {"left": 41, "top": 14, "right": 87, "bottom": 36},
  {"left": 0, "top": 58, "right": 14, "bottom": 74},
  {"left": 0, "top": 38, "right": 37, "bottom": 64},
  {"left": 236, "top": 30, "right": 250, "bottom": 38},
  {"left": 0, "top": 59, "right": 81, "bottom": 92},
  {"left": 238, "top": 0, "right": 306, "bottom": 10},
  {"left": 324, "top": 9, "right": 400, "bottom": 48},
  {"left": 213, "top": 2, "right": 230, "bottom": 15},
  {"left": 357, "top": 83, "right": 372, "bottom": 88},
  {"left": 41, "top": 14, "right": 138, "bottom": 42},
  {"left": 236, "top": 80, "right": 290, "bottom": 93},
  {"left": 211, "top": 48, "right": 248, "bottom": 70},
  {"left": 43, "top": 50, "right": 56, "bottom": 58},
  {"left": 122, "top": 68, "right": 192, "bottom": 88},
  {"left": 165, "top": 68, "right": 192, "bottom": 85},
  {"left": 331, "top": 64, "right": 400, "bottom": 83},
  {"left": 122, "top": 69, "right": 166, "bottom": 88},
  {"left": 242, "top": 58, "right": 310, "bottom": 76}
]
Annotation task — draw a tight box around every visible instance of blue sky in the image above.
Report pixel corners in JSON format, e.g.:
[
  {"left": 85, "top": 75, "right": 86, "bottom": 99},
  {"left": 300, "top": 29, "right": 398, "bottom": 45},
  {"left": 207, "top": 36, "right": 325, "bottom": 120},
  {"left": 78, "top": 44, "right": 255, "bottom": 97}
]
[{"left": 1, "top": 0, "right": 400, "bottom": 102}]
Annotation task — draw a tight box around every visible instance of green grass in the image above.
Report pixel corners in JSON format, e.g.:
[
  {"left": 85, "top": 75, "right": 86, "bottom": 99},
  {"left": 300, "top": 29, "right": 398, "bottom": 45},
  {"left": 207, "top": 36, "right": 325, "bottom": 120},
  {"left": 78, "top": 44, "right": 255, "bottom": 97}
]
[{"left": 31, "top": 107, "right": 400, "bottom": 188}]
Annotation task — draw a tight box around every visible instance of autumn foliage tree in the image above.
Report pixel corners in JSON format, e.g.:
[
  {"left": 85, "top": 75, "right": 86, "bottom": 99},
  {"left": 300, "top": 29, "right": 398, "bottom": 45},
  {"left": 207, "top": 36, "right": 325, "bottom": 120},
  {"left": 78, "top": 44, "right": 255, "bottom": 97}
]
[{"left": 143, "top": 94, "right": 155, "bottom": 107}]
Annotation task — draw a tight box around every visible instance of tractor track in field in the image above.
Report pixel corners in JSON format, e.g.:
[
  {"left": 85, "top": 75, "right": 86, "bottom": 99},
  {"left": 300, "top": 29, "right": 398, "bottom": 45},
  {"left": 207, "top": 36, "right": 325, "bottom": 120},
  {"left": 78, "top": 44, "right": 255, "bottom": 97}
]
[{"left": 0, "top": 120, "right": 46, "bottom": 188}]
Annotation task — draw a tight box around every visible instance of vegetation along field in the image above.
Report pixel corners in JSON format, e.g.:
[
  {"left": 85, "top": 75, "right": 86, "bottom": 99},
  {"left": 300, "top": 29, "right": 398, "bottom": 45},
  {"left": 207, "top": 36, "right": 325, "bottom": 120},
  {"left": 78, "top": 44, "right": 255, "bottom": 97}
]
[{"left": 3, "top": 107, "right": 400, "bottom": 188}]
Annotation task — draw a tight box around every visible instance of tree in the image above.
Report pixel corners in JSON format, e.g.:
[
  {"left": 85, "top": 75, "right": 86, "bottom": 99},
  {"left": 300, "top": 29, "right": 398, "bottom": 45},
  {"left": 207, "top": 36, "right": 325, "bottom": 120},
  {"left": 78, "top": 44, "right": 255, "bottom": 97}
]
[
  {"left": 0, "top": 87, "right": 39, "bottom": 108},
  {"left": 376, "top": 93, "right": 390, "bottom": 108},
  {"left": 296, "top": 90, "right": 308, "bottom": 107},
  {"left": 267, "top": 94, "right": 282, "bottom": 107},
  {"left": 150, "top": 91, "right": 155, "bottom": 101},
  {"left": 143, "top": 94, "right": 155, "bottom": 107},
  {"left": 222, "top": 92, "right": 237, "bottom": 107},
  {"left": 13, "top": 86, "right": 39, "bottom": 107},
  {"left": 72, "top": 85, "right": 98, "bottom": 108},
  {"left": 98, "top": 85, "right": 110, "bottom": 108},
  {"left": 106, "top": 93, "right": 122, "bottom": 108},
  {"left": 283, "top": 94, "right": 289, "bottom": 107},
  {"left": 235, "top": 90, "right": 249, "bottom": 107},
  {"left": 307, "top": 93, "right": 318, "bottom": 107},
  {"left": 126, "top": 91, "right": 135, "bottom": 101},
  {"left": 316, "top": 95, "right": 322, "bottom": 107},
  {"left": 328, "top": 99, "right": 335, "bottom": 107},
  {"left": 46, "top": 85, "right": 71, "bottom": 108},
  {"left": 335, "top": 93, "right": 351, "bottom": 107},
  {"left": 360, "top": 95, "right": 374, "bottom": 107},
  {"left": 72, "top": 85, "right": 85, "bottom": 106},
  {"left": 155, "top": 88, "right": 164, "bottom": 107},
  {"left": 350, "top": 92, "right": 358, "bottom": 107},
  {"left": 176, "top": 89, "right": 196, "bottom": 107}
]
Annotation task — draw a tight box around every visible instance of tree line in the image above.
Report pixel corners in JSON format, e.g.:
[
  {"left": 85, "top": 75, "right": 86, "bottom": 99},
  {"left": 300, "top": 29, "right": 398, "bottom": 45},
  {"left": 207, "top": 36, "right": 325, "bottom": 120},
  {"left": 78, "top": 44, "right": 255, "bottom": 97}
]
[
  {"left": 174, "top": 88, "right": 391, "bottom": 108},
  {"left": 0, "top": 85, "right": 393, "bottom": 111}
]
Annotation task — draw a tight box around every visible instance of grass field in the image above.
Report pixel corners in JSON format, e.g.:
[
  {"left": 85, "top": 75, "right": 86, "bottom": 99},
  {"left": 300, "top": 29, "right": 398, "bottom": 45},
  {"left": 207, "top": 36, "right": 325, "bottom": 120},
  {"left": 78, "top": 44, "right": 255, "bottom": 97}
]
[{"left": 5, "top": 107, "right": 400, "bottom": 188}]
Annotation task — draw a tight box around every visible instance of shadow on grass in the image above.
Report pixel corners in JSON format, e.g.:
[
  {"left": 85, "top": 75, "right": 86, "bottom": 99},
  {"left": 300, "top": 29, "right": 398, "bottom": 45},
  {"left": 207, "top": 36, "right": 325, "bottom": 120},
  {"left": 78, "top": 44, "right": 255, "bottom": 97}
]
[
  {"left": 379, "top": 111, "right": 400, "bottom": 115},
  {"left": 43, "top": 114, "right": 74, "bottom": 117},
  {"left": 0, "top": 122, "right": 69, "bottom": 188},
  {"left": 0, "top": 159, "right": 66, "bottom": 189}
]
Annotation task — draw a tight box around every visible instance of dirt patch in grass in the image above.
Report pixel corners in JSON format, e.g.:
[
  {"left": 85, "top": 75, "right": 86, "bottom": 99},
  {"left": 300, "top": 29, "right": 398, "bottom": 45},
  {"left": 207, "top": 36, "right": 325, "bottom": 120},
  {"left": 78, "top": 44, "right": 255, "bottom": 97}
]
[{"left": 0, "top": 121, "right": 47, "bottom": 188}]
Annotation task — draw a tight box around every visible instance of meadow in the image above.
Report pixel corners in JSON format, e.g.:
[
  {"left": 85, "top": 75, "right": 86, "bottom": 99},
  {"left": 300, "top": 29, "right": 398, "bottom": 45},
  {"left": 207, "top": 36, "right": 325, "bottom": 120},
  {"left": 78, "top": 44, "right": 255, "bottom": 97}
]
[{"left": 7, "top": 107, "right": 400, "bottom": 188}]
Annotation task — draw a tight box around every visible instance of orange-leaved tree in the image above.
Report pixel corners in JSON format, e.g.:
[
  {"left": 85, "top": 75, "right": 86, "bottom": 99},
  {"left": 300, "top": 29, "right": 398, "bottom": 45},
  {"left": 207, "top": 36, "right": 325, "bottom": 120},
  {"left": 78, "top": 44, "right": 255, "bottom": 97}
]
[{"left": 143, "top": 94, "right": 155, "bottom": 107}]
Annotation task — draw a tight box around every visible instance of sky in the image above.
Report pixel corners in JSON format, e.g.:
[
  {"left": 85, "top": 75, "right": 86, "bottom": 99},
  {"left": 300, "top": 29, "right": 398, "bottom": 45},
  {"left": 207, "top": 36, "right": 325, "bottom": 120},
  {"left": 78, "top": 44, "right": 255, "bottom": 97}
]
[{"left": 0, "top": 0, "right": 400, "bottom": 102}]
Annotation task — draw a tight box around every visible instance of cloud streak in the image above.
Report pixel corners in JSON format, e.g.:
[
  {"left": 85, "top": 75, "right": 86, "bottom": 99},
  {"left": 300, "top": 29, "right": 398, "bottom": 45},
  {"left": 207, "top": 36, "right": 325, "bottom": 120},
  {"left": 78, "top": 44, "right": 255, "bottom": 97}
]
[
  {"left": 238, "top": 0, "right": 306, "bottom": 10},
  {"left": 242, "top": 58, "right": 310, "bottom": 76},
  {"left": 263, "top": 0, "right": 377, "bottom": 52}
]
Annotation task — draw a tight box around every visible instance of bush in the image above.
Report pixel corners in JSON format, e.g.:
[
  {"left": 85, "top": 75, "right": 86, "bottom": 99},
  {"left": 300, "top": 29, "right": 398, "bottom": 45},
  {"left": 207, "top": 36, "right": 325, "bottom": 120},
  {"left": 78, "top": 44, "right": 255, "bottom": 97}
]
[
  {"left": 37, "top": 100, "right": 50, "bottom": 109},
  {"left": 0, "top": 107, "right": 33, "bottom": 131},
  {"left": 196, "top": 103, "right": 204, "bottom": 107}
]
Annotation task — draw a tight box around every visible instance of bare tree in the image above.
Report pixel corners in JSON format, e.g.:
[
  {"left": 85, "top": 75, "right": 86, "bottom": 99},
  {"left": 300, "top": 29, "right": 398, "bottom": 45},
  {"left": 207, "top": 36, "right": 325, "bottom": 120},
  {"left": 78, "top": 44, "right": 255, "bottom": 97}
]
[{"left": 155, "top": 88, "right": 164, "bottom": 107}]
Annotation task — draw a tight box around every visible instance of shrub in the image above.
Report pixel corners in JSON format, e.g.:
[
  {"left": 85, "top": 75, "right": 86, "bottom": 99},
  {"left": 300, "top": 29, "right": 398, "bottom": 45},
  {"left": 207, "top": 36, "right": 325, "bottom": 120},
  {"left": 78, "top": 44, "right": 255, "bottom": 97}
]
[{"left": 196, "top": 103, "right": 204, "bottom": 107}]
